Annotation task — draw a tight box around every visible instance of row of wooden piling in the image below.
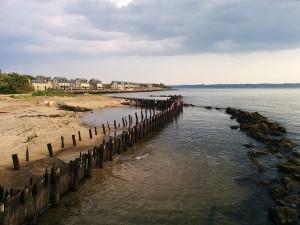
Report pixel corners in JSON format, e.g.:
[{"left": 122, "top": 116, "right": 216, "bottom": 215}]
[{"left": 0, "top": 96, "right": 183, "bottom": 225}]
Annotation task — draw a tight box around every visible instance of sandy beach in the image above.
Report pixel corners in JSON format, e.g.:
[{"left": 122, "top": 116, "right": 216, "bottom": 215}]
[{"left": 0, "top": 95, "right": 123, "bottom": 173}]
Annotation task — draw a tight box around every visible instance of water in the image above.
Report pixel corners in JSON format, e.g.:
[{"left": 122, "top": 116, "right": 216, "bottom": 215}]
[{"left": 39, "top": 88, "right": 300, "bottom": 225}]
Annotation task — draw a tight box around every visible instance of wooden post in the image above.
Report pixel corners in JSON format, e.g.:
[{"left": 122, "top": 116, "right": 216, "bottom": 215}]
[
  {"left": 107, "top": 121, "right": 110, "bottom": 131},
  {"left": 47, "top": 143, "right": 53, "bottom": 157},
  {"left": 136, "top": 112, "right": 139, "bottom": 124},
  {"left": 87, "top": 151, "right": 92, "bottom": 178},
  {"left": 122, "top": 118, "right": 126, "bottom": 127},
  {"left": 78, "top": 131, "right": 82, "bottom": 141},
  {"left": 99, "top": 145, "right": 104, "bottom": 169},
  {"left": 61, "top": 136, "right": 64, "bottom": 148},
  {"left": 102, "top": 124, "right": 106, "bottom": 135},
  {"left": 114, "top": 120, "right": 117, "bottom": 129},
  {"left": 12, "top": 154, "right": 20, "bottom": 170},
  {"left": 26, "top": 146, "right": 29, "bottom": 162},
  {"left": 141, "top": 110, "right": 144, "bottom": 121},
  {"left": 72, "top": 135, "right": 76, "bottom": 146},
  {"left": 89, "top": 129, "right": 93, "bottom": 139},
  {"left": 50, "top": 167, "right": 60, "bottom": 205},
  {"left": 94, "top": 127, "right": 98, "bottom": 135}
]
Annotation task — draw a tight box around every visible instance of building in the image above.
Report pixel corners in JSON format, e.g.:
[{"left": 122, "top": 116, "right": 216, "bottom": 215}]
[
  {"left": 89, "top": 79, "right": 103, "bottom": 90},
  {"left": 31, "top": 79, "right": 52, "bottom": 91},
  {"left": 111, "top": 81, "right": 125, "bottom": 90},
  {"left": 125, "top": 82, "right": 141, "bottom": 89},
  {"left": 52, "top": 77, "right": 70, "bottom": 90},
  {"left": 73, "top": 79, "right": 90, "bottom": 90}
]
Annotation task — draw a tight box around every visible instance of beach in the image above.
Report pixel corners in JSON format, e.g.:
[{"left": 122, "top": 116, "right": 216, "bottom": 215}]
[{"left": 0, "top": 95, "right": 123, "bottom": 172}]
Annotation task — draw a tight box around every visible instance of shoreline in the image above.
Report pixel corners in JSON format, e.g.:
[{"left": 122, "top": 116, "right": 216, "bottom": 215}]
[
  {"left": 0, "top": 95, "right": 123, "bottom": 172},
  {"left": 0, "top": 96, "right": 183, "bottom": 225}
]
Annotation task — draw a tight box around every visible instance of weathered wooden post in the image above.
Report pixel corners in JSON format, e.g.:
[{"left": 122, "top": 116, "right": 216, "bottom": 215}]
[
  {"left": 78, "top": 131, "right": 82, "bottom": 141},
  {"left": 50, "top": 166, "right": 60, "bottom": 206},
  {"left": 60, "top": 136, "right": 64, "bottom": 148},
  {"left": 26, "top": 146, "right": 29, "bottom": 162},
  {"left": 141, "top": 110, "right": 144, "bottom": 121},
  {"left": 135, "top": 112, "right": 139, "bottom": 125},
  {"left": 114, "top": 120, "right": 117, "bottom": 130},
  {"left": 72, "top": 135, "right": 76, "bottom": 146},
  {"left": 102, "top": 124, "right": 106, "bottom": 135},
  {"left": 107, "top": 121, "right": 110, "bottom": 131},
  {"left": 47, "top": 143, "right": 54, "bottom": 157},
  {"left": 99, "top": 145, "right": 104, "bottom": 169},
  {"left": 109, "top": 137, "right": 113, "bottom": 161},
  {"left": 122, "top": 118, "right": 126, "bottom": 127},
  {"left": 12, "top": 154, "right": 20, "bottom": 170},
  {"left": 94, "top": 127, "right": 98, "bottom": 135},
  {"left": 87, "top": 151, "right": 92, "bottom": 178},
  {"left": 89, "top": 129, "right": 93, "bottom": 139}
]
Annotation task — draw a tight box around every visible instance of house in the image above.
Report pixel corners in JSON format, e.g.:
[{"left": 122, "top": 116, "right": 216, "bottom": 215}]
[
  {"left": 89, "top": 79, "right": 103, "bottom": 90},
  {"left": 52, "top": 77, "right": 70, "bottom": 90},
  {"left": 125, "top": 82, "right": 140, "bottom": 89},
  {"left": 111, "top": 81, "right": 125, "bottom": 90},
  {"left": 31, "top": 79, "right": 52, "bottom": 91},
  {"left": 74, "top": 79, "right": 90, "bottom": 90}
]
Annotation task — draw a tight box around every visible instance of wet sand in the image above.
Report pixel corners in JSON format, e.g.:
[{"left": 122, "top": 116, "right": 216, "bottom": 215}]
[{"left": 0, "top": 95, "right": 123, "bottom": 188}]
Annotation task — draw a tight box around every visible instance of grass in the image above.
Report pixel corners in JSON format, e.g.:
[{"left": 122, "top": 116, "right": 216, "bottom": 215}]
[{"left": 32, "top": 90, "right": 74, "bottom": 97}]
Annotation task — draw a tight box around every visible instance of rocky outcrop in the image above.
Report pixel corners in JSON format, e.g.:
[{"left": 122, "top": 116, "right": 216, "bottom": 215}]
[
  {"left": 226, "top": 107, "right": 295, "bottom": 152},
  {"left": 269, "top": 206, "right": 298, "bottom": 225},
  {"left": 58, "top": 103, "right": 91, "bottom": 112}
]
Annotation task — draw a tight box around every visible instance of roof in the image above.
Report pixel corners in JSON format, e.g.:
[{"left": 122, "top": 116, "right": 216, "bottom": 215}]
[
  {"left": 75, "top": 78, "right": 88, "bottom": 82},
  {"left": 32, "top": 80, "right": 49, "bottom": 84},
  {"left": 89, "top": 79, "right": 102, "bottom": 83},
  {"left": 53, "top": 77, "right": 68, "bottom": 82}
]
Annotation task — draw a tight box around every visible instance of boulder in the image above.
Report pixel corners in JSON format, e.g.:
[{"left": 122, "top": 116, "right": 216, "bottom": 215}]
[
  {"left": 271, "top": 186, "right": 289, "bottom": 199},
  {"left": 277, "top": 163, "right": 300, "bottom": 174},
  {"left": 269, "top": 206, "right": 297, "bottom": 225}
]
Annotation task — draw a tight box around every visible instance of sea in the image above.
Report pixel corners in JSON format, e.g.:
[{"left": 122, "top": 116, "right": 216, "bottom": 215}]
[{"left": 38, "top": 88, "right": 300, "bottom": 225}]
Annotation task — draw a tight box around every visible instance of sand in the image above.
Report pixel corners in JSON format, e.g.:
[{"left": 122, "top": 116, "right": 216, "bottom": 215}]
[{"left": 0, "top": 95, "right": 123, "bottom": 172}]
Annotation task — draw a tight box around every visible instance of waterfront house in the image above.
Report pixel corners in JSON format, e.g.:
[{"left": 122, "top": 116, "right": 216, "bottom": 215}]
[
  {"left": 89, "top": 79, "right": 103, "bottom": 90},
  {"left": 31, "top": 78, "right": 52, "bottom": 91},
  {"left": 111, "top": 81, "right": 125, "bottom": 90},
  {"left": 74, "top": 79, "right": 90, "bottom": 90},
  {"left": 52, "top": 77, "right": 70, "bottom": 90}
]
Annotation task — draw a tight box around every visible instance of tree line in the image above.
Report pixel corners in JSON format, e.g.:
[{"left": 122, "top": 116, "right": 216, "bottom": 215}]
[{"left": 0, "top": 72, "right": 33, "bottom": 94}]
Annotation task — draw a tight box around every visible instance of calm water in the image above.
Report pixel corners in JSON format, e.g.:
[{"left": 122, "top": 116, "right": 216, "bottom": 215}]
[{"left": 39, "top": 89, "right": 300, "bottom": 225}]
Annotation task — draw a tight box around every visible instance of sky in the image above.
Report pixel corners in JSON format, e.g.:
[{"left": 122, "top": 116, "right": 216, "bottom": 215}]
[{"left": 1, "top": 0, "right": 300, "bottom": 84}]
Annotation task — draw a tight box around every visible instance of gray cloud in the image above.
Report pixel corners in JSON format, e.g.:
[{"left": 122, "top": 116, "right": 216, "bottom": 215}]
[
  {"left": 67, "top": 0, "right": 300, "bottom": 52},
  {"left": 1, "top": 0, "right": 300, "bottom": 70}
]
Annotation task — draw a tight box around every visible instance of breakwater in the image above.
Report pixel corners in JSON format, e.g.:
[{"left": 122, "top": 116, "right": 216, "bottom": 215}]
[{"left": 0, "top": 96, "right": 183, "bottom": 225}]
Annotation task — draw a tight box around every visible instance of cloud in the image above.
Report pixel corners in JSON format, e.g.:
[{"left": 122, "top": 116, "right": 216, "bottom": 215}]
[{"left": 1, "top": 0, "right": 300, "bottom": 69}]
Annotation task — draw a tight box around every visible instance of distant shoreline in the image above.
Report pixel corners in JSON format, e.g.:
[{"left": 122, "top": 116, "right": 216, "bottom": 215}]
[
  {"left": 67, "top": 87, "right": 169, "bottom": 94},
  {"left": 172, "top": 83, "right": 300, "bottom": 89}
]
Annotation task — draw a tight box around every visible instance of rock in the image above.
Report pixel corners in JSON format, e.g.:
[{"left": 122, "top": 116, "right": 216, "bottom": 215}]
[
  {"left": 248, "top": 150, "right": 268, "bottom": 158},
  {"left": 278, "top": 138, "right": 295, "bottom": 150},
  {"left": 277, "top": 163, "right": 300, "bottom": 174},
  {"left": 248, "top": 155, "right": 265, "bottom": 173},
  {"left": 281, "top": 177, "right": 296, "bottom": 192},
  {"left": 243, "top": 143, "right": 255, "bottom": 149},
  {"left": 271, "top": 186, "right": 289, "bottom": 199},
  {"left": 282, "top": 194, "right": 300, "bottom": 207},
  {"left": 269, "top": 206, "right": 297, "bottom": 225},
  {"left": 205, "top": 106, "right": 212, "bottom": 110},
  {"left": 183, "top": 103, "right": 195, "bottom": 107},
  {"left": 288, "top": 156, "right": 300, "bottom": 167},
  {"left": 230, "top": 126, "right": 239, "bottom": 130}
]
